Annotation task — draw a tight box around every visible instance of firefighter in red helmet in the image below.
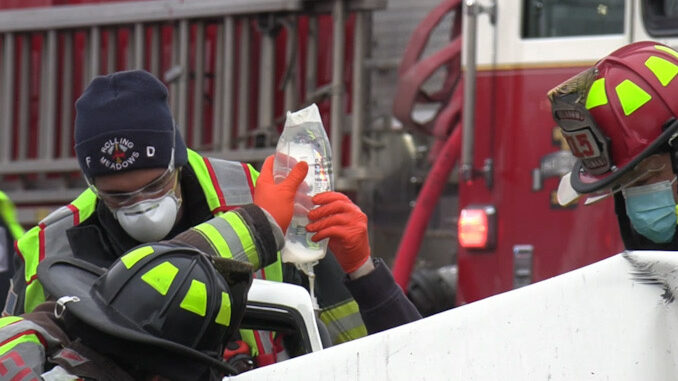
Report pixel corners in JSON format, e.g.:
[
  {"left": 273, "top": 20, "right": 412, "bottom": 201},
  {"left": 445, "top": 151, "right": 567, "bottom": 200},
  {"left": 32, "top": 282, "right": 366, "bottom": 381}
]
[{"left": 550, "top": 41, "right": 678, "bottom": 249}]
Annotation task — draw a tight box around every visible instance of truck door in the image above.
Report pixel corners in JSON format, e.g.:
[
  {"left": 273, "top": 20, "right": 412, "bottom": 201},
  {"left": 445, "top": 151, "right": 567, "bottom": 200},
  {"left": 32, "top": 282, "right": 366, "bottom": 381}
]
[{"left": 457, "top": 0, "right": 629, "bottom": 304}]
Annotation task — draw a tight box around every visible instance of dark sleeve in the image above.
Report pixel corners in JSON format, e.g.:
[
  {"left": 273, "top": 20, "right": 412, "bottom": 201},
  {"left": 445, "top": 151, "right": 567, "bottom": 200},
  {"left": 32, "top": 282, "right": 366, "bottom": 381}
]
[
  {"left": 22, "top": 301, "right": 72, "bottom": 343},
  {"left": 3, "top": 259, "right": 26, "bottom": 316},
  {"left": 343, "top": 258, "right": 421, "bottom": 334},
  {"left": 0, "top": 220, "right": 15, "bottom": 313}
]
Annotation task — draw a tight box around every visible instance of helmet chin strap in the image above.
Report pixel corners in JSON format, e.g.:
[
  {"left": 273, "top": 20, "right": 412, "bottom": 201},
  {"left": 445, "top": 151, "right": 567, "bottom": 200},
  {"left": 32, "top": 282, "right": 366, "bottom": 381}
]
[
  {"left": 661, "top": 129, "right": 678, "bottom": 202},
  {"left": 662, "top": 117, "right": 678, "bottom": 175},
  {"left": 668, "top": 137, "right": 678, "bottom": 177}
]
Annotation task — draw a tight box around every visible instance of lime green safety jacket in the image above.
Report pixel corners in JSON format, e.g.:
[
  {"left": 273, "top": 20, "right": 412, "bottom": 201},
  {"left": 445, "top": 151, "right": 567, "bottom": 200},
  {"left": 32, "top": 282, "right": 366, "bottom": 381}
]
[
  {"left": 9, "top": 150, "right": 365, "bottom": 362},
  {"left": 0, "top": 191, "right": 24, "bottom": 242}
]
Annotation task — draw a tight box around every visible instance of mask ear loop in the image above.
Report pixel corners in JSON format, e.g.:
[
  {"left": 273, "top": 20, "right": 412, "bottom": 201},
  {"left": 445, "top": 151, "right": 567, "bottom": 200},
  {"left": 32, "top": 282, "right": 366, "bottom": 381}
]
[
  {"left": 168, "top": 121, "right": 183, "bottom": 209},
  {"left": 169, "top": 120, "right": 177, "bottom": 172},
  {"left": 667, "top": 132, "right": 678, "bottom": 176},
  {"left": 85, "top": 175, "right": 99, "bottom": 196},
  {"left": 624, "top": 161, "right": 666, "bottom": 186},
  {"left": 583, "top": 161, "right": 667, "bottom": 205},
  {"left": 615, "top": 161, "right": 667, "bottom": 193}
]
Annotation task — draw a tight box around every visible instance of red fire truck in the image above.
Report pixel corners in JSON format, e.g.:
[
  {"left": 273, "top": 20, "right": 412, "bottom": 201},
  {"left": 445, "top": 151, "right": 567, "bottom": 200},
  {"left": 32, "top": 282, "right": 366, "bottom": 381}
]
[
  {"left": 6, "top": 0, "right": 678, "bottom": 313},
  {"left": 392, "top": 0, "right": 678, "bottom": 306}
]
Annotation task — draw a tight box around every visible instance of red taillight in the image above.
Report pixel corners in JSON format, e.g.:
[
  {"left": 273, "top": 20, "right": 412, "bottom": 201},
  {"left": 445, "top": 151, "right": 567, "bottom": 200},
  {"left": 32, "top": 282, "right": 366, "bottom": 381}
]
[{"left": 458, "top": 206, "right": 496, "bottom": 249}]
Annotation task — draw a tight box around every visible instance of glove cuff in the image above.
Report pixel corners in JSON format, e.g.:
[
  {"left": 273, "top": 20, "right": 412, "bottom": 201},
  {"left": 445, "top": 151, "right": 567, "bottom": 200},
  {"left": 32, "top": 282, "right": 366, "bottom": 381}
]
[{"left": 342, "top": 253, "right": 371, "bottom": 274}]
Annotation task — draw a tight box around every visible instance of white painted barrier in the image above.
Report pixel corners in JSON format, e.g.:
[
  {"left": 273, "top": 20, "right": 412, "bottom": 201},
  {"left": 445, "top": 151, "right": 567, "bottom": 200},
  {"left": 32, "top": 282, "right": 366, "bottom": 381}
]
[{"left": 226, "top": 251, "right": 678, "bottom": 380}]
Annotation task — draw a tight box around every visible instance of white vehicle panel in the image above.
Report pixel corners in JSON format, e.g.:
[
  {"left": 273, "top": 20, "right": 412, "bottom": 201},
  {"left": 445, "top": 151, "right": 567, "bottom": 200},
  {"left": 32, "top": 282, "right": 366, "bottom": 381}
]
[{"left": 227, "top": 252, "right": 678, "bottom": 380}]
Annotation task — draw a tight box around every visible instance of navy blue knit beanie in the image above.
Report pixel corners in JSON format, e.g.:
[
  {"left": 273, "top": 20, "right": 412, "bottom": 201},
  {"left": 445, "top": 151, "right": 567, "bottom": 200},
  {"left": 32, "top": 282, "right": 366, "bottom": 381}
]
[{"left": 74, "top": 70, "right": 188, "bottom": 179}]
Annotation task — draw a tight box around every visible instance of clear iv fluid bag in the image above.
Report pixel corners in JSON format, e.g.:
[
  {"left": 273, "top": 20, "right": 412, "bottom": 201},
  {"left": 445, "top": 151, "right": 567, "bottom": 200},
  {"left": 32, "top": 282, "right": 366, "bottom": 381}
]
[{"left": 273, "top": 104, "right": 334, "bottom": 264}]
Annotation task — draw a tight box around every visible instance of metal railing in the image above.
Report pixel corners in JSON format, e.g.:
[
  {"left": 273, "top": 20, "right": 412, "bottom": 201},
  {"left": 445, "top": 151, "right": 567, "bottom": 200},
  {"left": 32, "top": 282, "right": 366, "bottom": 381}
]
[{"left": 0, "top": 0, "right": 384, "bottom": 209}]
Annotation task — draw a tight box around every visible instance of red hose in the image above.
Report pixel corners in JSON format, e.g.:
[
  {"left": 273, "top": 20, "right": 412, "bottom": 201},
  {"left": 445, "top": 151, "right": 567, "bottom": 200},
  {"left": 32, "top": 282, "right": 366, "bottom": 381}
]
[{"left": 392, "top": 125, "right": 462, "bottom": 289}]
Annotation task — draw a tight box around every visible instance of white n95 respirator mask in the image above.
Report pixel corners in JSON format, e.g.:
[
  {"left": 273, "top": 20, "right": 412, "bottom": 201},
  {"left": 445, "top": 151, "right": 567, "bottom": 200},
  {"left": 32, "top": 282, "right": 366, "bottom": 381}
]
[{"left": 115, "top": 191, "right": 181, "bottom": 242}]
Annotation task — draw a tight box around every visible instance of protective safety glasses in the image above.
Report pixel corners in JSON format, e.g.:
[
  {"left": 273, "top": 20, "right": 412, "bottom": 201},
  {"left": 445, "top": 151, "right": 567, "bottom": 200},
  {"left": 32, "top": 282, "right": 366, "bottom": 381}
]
[
  {"left": 88, "top": 122, "right": 180, "bottom": 210},
  {"left": 90, "top": 167, "right": 180, "bottom": 210}
]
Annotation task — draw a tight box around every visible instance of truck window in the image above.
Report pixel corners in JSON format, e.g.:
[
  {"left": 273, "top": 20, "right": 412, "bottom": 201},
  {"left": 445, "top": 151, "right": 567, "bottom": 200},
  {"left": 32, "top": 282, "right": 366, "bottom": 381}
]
[
  {"left": 522, "top": 0, "right": 625, "bottom": 38},
  {"left": 642, "top": 0, "right": 678, "bottom": 36}
]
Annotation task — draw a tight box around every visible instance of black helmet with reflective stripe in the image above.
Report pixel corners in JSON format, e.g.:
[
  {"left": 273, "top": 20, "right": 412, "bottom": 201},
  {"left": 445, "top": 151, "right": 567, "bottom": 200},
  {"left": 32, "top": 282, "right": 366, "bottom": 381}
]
[{"left": 38, "top": 243, "right": 254, "bottom": 379}]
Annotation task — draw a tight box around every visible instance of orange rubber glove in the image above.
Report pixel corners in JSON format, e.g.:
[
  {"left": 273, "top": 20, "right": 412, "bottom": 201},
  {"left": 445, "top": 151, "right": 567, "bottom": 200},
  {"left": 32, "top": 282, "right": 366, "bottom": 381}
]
[
  {"left": 254, "top": 155, "right": 308, "bottom": 233},
  {"left": 306, "top": 192, "right": 370, "bottom": 273}
]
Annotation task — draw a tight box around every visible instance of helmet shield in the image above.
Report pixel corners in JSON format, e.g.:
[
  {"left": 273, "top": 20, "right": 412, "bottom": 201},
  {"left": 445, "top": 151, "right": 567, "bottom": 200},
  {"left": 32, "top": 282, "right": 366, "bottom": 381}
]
[
  {"left": 548, "top": 67, "right": 613, "bottom": 176},
  {"left": 549, "top": 41, "right": 678, "bottom": 195}
]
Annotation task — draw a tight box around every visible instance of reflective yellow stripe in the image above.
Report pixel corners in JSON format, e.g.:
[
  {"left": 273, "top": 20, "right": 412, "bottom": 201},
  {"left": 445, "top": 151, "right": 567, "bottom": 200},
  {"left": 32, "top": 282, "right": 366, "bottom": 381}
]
[
  {"left": 321, "top": 322, "right": 367, "bottom": 344},
  {"left": 319, "top": 300, "right": 367, "bottom": 344},
  {"left": 70, "top": 189, "right": 97, "bottom": 223},
  {"left": 0, "top": 333, "right": 42, "bottom": 356},
  {"left": 239, "top": 329, "right": 259, "bottom": 357},
  {"left": 585, "top": 78, "right": 608, "bottom": 110},
  {"left": 0, "top": 316, "right": 23, "bottom": 328},
  {"left": 121, "top": 246, "right": 155, "bottom": 269},
  {"left": 338, "top": 326, "right": 369, "bottom": 344},
  {"left": 17, "top": 224, "right": 45, "bottom": 311},
  {"left": 24, "top": 282, "right": 45, "bottom": 314},
  {"left": 615, "top": 79, "right": 652, "bottom": 116},
  {"left": 17, "top": 227, "right": 39, "bottom": 284},
  {"left": 645, "top": 56, "right": 678, "bottom": 87},
  {"left": 322, "top": 300, "right": 360, "bottom": 320},
  {"left": 141, "top": 261, "right": 179, "bottom": 296},
  {"left": 188, "top": 149, "right": 222, "bottom": 212},
  {"left": 180, "top": 279, "right": 207, "bottom": 317},
  {"left": 656, "top": 45, "right": 678, "bottom": 61},
  {"left": 215, "top": 292, "right": 232, "bottom": 326},
  {"left": 248, "top": 164, "right": 260, "bottom": 185},
  {"left": 193, "top": 223, "right": 233, "bottom": 259},
  {"left": 0, "top": 191, "right": 24, "bottom": 240},
  {"left": 262, "top": 252, "right": 283, "bottom": 282},
  {"left": 223, "top": 213, "right": 259, "bottom": 269}
]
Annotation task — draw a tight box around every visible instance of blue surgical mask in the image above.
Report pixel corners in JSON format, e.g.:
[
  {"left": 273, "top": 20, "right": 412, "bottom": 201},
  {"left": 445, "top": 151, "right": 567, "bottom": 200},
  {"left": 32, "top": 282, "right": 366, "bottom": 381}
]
[{"left": 622, "top": 177, "right": 678, "bottom": 243}]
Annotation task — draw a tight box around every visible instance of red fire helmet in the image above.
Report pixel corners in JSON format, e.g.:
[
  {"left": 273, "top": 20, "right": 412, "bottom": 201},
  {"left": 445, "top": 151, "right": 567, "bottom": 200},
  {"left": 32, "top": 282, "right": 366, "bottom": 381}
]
[{"left": 549, "top": 41, "right": 678, "bottom": 195}]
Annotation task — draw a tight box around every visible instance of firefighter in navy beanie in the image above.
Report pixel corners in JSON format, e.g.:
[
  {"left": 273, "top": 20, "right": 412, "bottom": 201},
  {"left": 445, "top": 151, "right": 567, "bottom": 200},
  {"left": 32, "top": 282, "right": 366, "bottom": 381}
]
[
  {"left": 7, "top": 70, "right": 420, "bottom": 366},
  {"left": 73, "top": 70, "right": 188, "bottom": 243},
  {"left": 3, "top": 69, "right": 285, "bottom": 318}
]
